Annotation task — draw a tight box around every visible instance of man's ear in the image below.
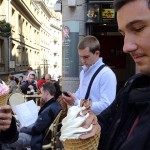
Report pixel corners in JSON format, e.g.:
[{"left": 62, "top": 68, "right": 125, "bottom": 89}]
[
  {"left": 45, "top": 90, "right": 49, "bottom": 95},
  {"left": 95, "top": 50, "right": 100, "bottom": 56}
]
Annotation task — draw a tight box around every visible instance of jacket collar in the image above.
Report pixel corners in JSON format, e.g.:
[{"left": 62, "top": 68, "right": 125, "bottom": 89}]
[{"left": 39, "top": 97, "right": 55, "bottom": 114}]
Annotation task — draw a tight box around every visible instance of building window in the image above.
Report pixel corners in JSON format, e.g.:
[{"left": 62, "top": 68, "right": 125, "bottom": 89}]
[{"left": 87, "top": 4, "right": 99, "bottom": 23}]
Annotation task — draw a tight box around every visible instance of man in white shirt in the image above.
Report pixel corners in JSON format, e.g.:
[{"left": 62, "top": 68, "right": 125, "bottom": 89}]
[{"left": 62, "top": 35, "right": 117, "bottom": 115}]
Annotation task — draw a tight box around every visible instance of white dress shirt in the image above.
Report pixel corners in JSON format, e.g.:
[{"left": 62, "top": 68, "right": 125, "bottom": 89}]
[{"left": 74, "top": 58, "right": 117, "bottom": 115}]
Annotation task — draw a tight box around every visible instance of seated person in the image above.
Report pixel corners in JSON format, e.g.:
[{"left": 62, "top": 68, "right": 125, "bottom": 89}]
[
  {"left": 7, "top": 75, "right": 17, "bottom": 94},
  {"left": 2, "top": 82, "right": 61, "bottom": 150},
  {"left": 21, "top": 74, "right": 37, "bottom": 95},
  {"left": 40, "top": 81, "right": 67, "bottom": 121},
  {"left": 17, "top": 76, "right": 25, "bottom": 88},
  {"left": 36, "top": 74, "right": 46, "bottom": 90}
]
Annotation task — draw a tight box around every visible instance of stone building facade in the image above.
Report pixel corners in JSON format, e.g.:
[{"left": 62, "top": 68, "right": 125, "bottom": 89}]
[{"left": 0, "top": 0, "right": 62, "bottom": 81}]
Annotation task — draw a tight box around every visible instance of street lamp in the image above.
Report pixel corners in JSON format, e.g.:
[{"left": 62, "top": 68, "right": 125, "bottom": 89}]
[
  {"left": 16, "top": 45, "right": 23, "bottom": 53},
  {"left": 8, "top": 36, "right": 22, "bottom": 70}
]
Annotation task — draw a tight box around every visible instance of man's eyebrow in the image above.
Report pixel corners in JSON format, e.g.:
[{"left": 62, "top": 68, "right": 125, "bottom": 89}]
[
  {"left": 118, "top": 19, "right": 144, "bottom": 33},
  {"left": 126, "top": 19, "right": 143, "bottom": 28}
]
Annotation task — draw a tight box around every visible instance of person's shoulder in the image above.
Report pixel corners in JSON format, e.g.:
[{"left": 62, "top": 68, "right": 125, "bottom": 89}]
[
  {"left": 100, "top": 65, "right": 116, "bottom": 79},
  {"left": 21, "top": 80, "right": 28, "bottom": 86},
  {"left": 43, "top": 100, "right": 61, "bottom": 116},
  {"left": 124, "top": 73, "right": 143, "bottom": 87},
  {"left": 117, "top": 73, "right": 145, "bottom": 94},
  {"left": 49, "top": 100, "right": 62, "bottom": 112},
  {"left": 52, "top": 99, "right": 61, "bottom": 107}
]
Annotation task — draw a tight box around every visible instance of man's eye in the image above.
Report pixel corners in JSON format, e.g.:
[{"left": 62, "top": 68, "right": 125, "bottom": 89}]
[
  {"left": 83, "top": 56, "right": 88, "bottom": 59},
  {"left": 134, "top": 26, "right": 145, "bottom": 32}
]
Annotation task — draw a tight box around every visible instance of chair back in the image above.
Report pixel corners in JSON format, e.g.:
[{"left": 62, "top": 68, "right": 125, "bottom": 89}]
[
  {"left": 42, "top": 110, "right": 62, "bottom": 150},
  {"left": 9, "top": 92, "right": 25, "bottom": 114}
]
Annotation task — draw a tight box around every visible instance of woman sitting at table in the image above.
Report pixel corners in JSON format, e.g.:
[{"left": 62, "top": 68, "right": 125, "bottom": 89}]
[{"left": 7, "top": 75, "right": 17, "bottom": 94}]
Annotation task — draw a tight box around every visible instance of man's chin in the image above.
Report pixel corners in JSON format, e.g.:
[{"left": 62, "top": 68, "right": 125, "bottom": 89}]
[
  {"left": 85, "top": 64, "right": 90, "bottom": 67},
  {"left": 138, "top": 66, "right": 150, "bottom": 76}
]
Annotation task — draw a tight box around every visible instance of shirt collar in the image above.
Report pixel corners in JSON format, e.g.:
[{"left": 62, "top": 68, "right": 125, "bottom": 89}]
[{"left": 82, "top": 58, "right": 103, "bottom": 72}]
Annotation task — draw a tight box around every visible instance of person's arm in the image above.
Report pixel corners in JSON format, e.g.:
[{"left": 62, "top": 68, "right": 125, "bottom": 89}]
[
  {"left": 33, "top": 83, "right": 37, "bottom": 92},
  {"left": 21, "top": 104, "right": 60, "bottom": 135},
  {"left": 28, "top": 83, "right": 37, "bottom": 94},
  {"left": 20, "top": 81, "right": 28, "bottom": 94},
  {"left": 20, "top": 124, "right": 33, "bottom": 134},
  {"left": 31, "top": 109, "right": 54, "bottom": 134}
]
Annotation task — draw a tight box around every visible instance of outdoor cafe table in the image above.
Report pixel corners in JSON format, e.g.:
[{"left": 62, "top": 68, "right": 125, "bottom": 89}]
[{"left": 24, "top": 94, "right": 41, "bottom": 105}]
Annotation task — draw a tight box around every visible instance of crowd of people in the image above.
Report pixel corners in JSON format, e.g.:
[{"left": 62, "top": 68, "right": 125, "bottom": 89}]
[
  {"left": 2, "top": 82, "right": 61, "bottom": 150},
  {"left": 0, "top": 0, "right": 150, "bottom": 149},
  {"left": 0, "top": 70, "right": 65, "bottom": 150}
]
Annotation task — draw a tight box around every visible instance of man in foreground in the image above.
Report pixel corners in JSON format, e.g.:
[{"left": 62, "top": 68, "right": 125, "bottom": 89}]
[
  {"left": 2, "top": 82, "right": 61, "bottom": 150},
  {"left": 80, "top": 0, "right": 150, "bottom": 150}
]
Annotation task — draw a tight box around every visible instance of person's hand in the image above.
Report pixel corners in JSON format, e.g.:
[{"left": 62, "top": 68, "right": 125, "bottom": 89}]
[
  {"left": 80, "top": 111, "right": 101, "bottom": 139},
  {"left": 80, "top": 99, "right": 92, "bottom": 110},
  {"left": 28, "top": 85, "right": 34, "bottom": 90},
  {"left": 62, "top": 91, "right": 76, "bottom": 106},
  {"left": 0, "top": 105, "right": 13, "bottom": 131}
]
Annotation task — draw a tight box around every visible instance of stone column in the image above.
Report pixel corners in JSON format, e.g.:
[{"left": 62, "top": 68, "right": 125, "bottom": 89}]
[{"left": 61, "top": 0, "right": 87, "bottom": 92}]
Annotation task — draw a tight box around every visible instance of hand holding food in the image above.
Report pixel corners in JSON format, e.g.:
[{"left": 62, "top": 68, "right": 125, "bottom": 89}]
[
  {"left": 0, "top": 105, "right": 12, "bottom": 131},
  {"left": 60, "top": 99, "right": 101, "bottom": 150}
]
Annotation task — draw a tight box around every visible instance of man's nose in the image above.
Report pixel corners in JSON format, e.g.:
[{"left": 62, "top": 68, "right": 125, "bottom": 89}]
[
  {"left": 80, "top": 58, "right": 85, "bottom": 64},
  {"left": 123, "top": 35, "right": 137, "bottom": 53}
]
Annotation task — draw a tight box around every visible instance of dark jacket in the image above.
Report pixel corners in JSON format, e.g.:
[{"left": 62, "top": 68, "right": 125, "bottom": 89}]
[
  {"left": 0, "top": 117, "right": 18, "bottom": 144},
  {"left": 21, "top": 80, "right": 37, "bottom": 94},
  {"left": 20, "top": 98, "right": 61, "bottom": 150},
  {"left": 98, "top": 74, "right": 150, "bottom": 150}
]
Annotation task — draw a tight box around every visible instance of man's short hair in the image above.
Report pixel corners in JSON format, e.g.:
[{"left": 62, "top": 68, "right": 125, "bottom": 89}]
[
  {"left": 78, "top": 35, "right": 100, "bottom": 54},
  {"left": 42, "top": 82, "right": 56, "bottom": 96},
  {"left": 29, "top": 74, "right": 35, "bottom": 78},
  {"left": 8, "top": 75, "right": 15, "bottom": 80},
  {"left": 114, "top": 0, "right": 150, "bottom": 12},
  {"left": 27, "top": 66, "right": 33, "bottom": 71}
]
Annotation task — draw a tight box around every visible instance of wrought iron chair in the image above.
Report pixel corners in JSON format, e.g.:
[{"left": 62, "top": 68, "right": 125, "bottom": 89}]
[
  {"left": 42, "top": 110, "right": 63, "bottom": 150},
  {"left": 8, "top": 92, "right": 25, "bottom": 114}
]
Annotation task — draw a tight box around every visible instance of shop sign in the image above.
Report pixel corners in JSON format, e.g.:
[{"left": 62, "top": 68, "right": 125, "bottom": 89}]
[{"left": 62, "top": 21, "right": 79, "bottom": 77}]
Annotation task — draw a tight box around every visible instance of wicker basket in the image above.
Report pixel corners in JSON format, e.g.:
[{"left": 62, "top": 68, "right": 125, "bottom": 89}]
[
  {"left": 0, "top": 94, "right": 9, "bottom": 105},
  {"left": 62, "top": 132, "right": 100, "bottom": 150}
]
